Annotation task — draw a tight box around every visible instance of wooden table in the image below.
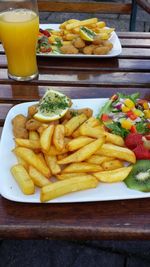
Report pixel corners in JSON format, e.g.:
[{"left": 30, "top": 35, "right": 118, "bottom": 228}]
[{"left": 0, "top": 32, "right": 150, "bottom": 240}]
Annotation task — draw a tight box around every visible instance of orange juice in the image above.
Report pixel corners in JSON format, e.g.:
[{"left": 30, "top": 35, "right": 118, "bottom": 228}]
[{"left": 0, "top": 9, "right": 39, "bottom": 79}]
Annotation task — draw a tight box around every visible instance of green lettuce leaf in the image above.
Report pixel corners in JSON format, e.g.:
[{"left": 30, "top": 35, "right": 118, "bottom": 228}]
[{"left": 106, "top": 122, "right": 129, "bottom": 138}]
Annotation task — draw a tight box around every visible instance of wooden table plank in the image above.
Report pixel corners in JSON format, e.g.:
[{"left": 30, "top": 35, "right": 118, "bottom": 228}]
[
  {"left": 120, "top": 48, "right": 150, "bottom": 58},
  {"left": 0, "top": 85, "right": 149, "bottom": 100},
  {"left": 0, "top": 197, "right": 149, "bottom": 240},
  {"left": 0, "top": 69, "right": 150, "bottom": 87},
  {"left": 121, "top": 39, "right": 150, "bottom": 48},
  {"left": 1, "top": 56, "right": 150, "bottom": 72},
  {"left": 118, "top": 32, "right": 150, "bottom": 39}
]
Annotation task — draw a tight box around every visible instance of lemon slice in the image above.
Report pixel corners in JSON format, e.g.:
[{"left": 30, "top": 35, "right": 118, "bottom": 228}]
[
  {"left": 79, "top": 26, "right": 96, "bottom": 42},
  {"left": 34, "top": 89, "right": 71, "bottom": 122}
]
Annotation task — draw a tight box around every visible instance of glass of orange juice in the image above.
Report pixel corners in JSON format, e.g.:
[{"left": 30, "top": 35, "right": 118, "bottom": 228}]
[{"left": 0, "top": 1, "right": 39, "bottom": 81}]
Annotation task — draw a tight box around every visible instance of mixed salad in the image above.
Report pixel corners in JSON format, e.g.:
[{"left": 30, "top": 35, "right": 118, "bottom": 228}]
[
  {"left": 37, "top": 28, "right": 62, "bottom": 54},
  {"left": 98, "top": 92, "right": 150, "bottom": 160}
]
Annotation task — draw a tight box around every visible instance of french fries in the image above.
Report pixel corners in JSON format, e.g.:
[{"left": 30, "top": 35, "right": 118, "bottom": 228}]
[
  {"left": 65, "top": 113, "right": 87, "bottom": 136},
  {"left": 56, "top": 172, "right": 87, "bottom": 180},
  {"left": 29, "top": 131, "right": 39, "bottom": 141},
  {"left": 15, "top": 138, "right": 41, "bottom": 150},
  {"left": 86, "top": 155, "right": 114, "bottom": 165},
  {"left": 62, "top": 162, "right": 103, "bottom": 173},
  {"left": 40, "top": 174, "right": 98, "bottom": 202},
  {"left": 101, "top": 159, "right": 124, "bottom": 171},
  {"left": 57, "top": 137, "right": 105, "bottom": 164},
  {"left": 45, "top": 155, "right": 61, "bottom": 175},
  {"left": 53, "top": 124, "right": 65, "bottom": 151},
  {"left": 96, "top": 143, "right": 136, "bottom": 163},
  {"left": 11, "top": 164, "right": 35, "bottom": 195},
  {"left": 29, "top": 166, "right": 51, "bottom": 187},
  {"left": 13, "top": 147, "right": 51, "bottom": 177},
  {"left": 10, "top": 95, "right": 136, "bottom": 202},
  {"left": 40, "top": 125, "right": 54, "bottom": 152},
  {"left": 66, "top": 136, "right": 94, "bottom": 151},
  {"left": 93, "top": 166, "right": 133, "bottom": 183},
  {"left": 65, "top": 18, "right": 98, "bottom": 30}
]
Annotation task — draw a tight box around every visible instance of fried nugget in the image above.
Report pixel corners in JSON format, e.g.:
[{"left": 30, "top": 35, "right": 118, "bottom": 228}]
[
  {"left": 72, "top": 37, "right": 86, "bottom": 49},
  {"left": 27, "top": 104, "right": 38, "bottom": 119},
  {"left": 12, "top": 114, "right": 28, "bottom": 139},
  {"left": 60, "top": 44, "right": 79, "bottom": 54},
  {"left": 61, "top": 108, "right": 93, "bottom": 121},
  {"left": 93, "top": 46, "right": 110, "bottom": 55},
  {"left": 26, "top": 119, "right": 42, "bottom": 131},
  {"left": 93, "top": 36, "right": 105, "bottom": 45},
  {"left": 83, "top": 45, "right": 95, "bottom": 55},
  {"left": 102, "top": 40, "right": 113, "bottom": 50}
]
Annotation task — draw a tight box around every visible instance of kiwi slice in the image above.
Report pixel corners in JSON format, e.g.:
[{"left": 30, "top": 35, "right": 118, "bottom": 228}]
[{"left": 124, "top": 160, "right": 150, "bottom": 192}]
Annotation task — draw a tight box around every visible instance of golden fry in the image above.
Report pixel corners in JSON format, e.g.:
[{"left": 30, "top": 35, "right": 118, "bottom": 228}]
[
  {"left": 57, "top": 153, "right": 69, "bottom": 161},
  {"left": 29, "top": 166, "right": 51, "bottom": 187},
  {"left": 105, "top": 132, "right": 124, "bottom": 146},
  {"left": 65, "top": 113, "right": 87, "bottom": 136},
  {"left": 29, "top": 131, "right": 40, "bottom": 141},
  {"left": 16, "top": 156, "right": 29, "bottom": 171},
  {"left": 45, "top": 154, "right": 61, "bottom": 175},
  {"left": 101, "top": 159, "right": 124, "bottom": 171},
  {"left": 86, "top": 155, "right": 113, "bottom": 165},
  {"left": 37, "top": 153, "right": 48, "bottom": 167},
  {"left": 79, "top": 124, "right": 105, "bottom": 138},
  {"left": 66, "top": 18, "right": 98, "bottom": 30},
  {"left": 15, "top": 138, "right": 41, "bottom": 150},
  {"left": 57, "top": 137, "right": 105, "bottom": 164},
  {"left": 53, "top": 124, "right": 65, "bottom": 151},
  {"left": 66, "top": 136, "right": 94, "bottom": 151},
  {"left": 46, "top": 145, "right": 68, "bottom": 156},
  {"left": 40, "top": 125, "right": 54, "bottom": 152},
  {"left": 72, "top": 117, "right": 100, "bottom": 138},
  {"left": 93, "top": 166, "right": 133, "bottom": 183},
  {"left": 11, "top": 164, "right": 35, "bottom": 195},
  {"left": 40, "top": 174, "right": 98, "bottom": 202},
  {"left": 56, "top": 172, "right": 87, "bottom": 180},
  {"left": 96, "top": 21, "right": 106, "bottom": 28},
  {"left": 96, "top": 143, "right": 136, "bottom": 163},
  {"left": 62, "top": 162, "right": 103, "bottom": 173},
  {"left": 13, "top": 147, "right": 51, "bottom": 177}
]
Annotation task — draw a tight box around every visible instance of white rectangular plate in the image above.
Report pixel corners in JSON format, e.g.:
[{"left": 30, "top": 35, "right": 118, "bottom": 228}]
[
  {"left": 0, "top": 98, "right": 150, "bottom": 203},
  {"left": 37, "top": 24, "right": 122, "bottom": 58}
]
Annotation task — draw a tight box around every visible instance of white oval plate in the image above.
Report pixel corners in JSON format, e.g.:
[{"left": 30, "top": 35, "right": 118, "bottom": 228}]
[
  {"left": 37, "top": 24, "right": 122, "bottom": 58},
  {"left": 0, "top": 98, "right": 150, "bottom": 203}
]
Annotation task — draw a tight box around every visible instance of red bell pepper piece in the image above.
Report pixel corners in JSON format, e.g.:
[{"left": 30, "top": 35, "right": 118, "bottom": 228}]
[{"left": 101, "top": 114, "right": 110, "bottom": 122}]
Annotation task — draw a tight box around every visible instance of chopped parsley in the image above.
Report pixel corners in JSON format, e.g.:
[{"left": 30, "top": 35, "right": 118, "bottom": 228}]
[
  {"left": 39, "top": 92, "right": 69, "bottom": 116},
  {"left": 80, "top": 26, "right": 96, "bottom": 38}
]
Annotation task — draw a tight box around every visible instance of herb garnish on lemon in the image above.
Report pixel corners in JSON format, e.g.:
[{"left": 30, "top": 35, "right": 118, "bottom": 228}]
[
  {"left": 79, "top": 26, "right": 96, "bottom": 41},
  {"left": 34, "top": 89, "right": 71, "bottom": 122}
]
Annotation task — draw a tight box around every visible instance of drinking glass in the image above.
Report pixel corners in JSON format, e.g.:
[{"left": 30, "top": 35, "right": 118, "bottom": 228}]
[{"left": 0, "top": 0, "right": 39, "bottom": 81}]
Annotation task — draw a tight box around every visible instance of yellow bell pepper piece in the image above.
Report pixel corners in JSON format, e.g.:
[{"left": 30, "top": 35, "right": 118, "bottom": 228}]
[{"left": 124, "top": 98, "right": 135, "bottom": 109}]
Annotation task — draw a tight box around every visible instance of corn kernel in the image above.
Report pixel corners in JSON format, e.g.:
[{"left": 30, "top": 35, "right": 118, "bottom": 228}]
[
  {"left": 48, "top": 36, "right": 55, "bottom": 44},
  {"left": 144, "top": 110, "right": 150, "bottom": 119},
  {"left": 143, "top": 101, "right": 149, "bottom": 110},
  {"left": 121, "top": 105, "right": 130, "bottom": 113},
  {"left": 124, "top": 98, "right": 135, "bottom": 109},
  {"left": 133, "top": 109, "right": 144, "bottom": 117},
  {"left": 121, "top": 120, "right": 132, "bottom": 130}
]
